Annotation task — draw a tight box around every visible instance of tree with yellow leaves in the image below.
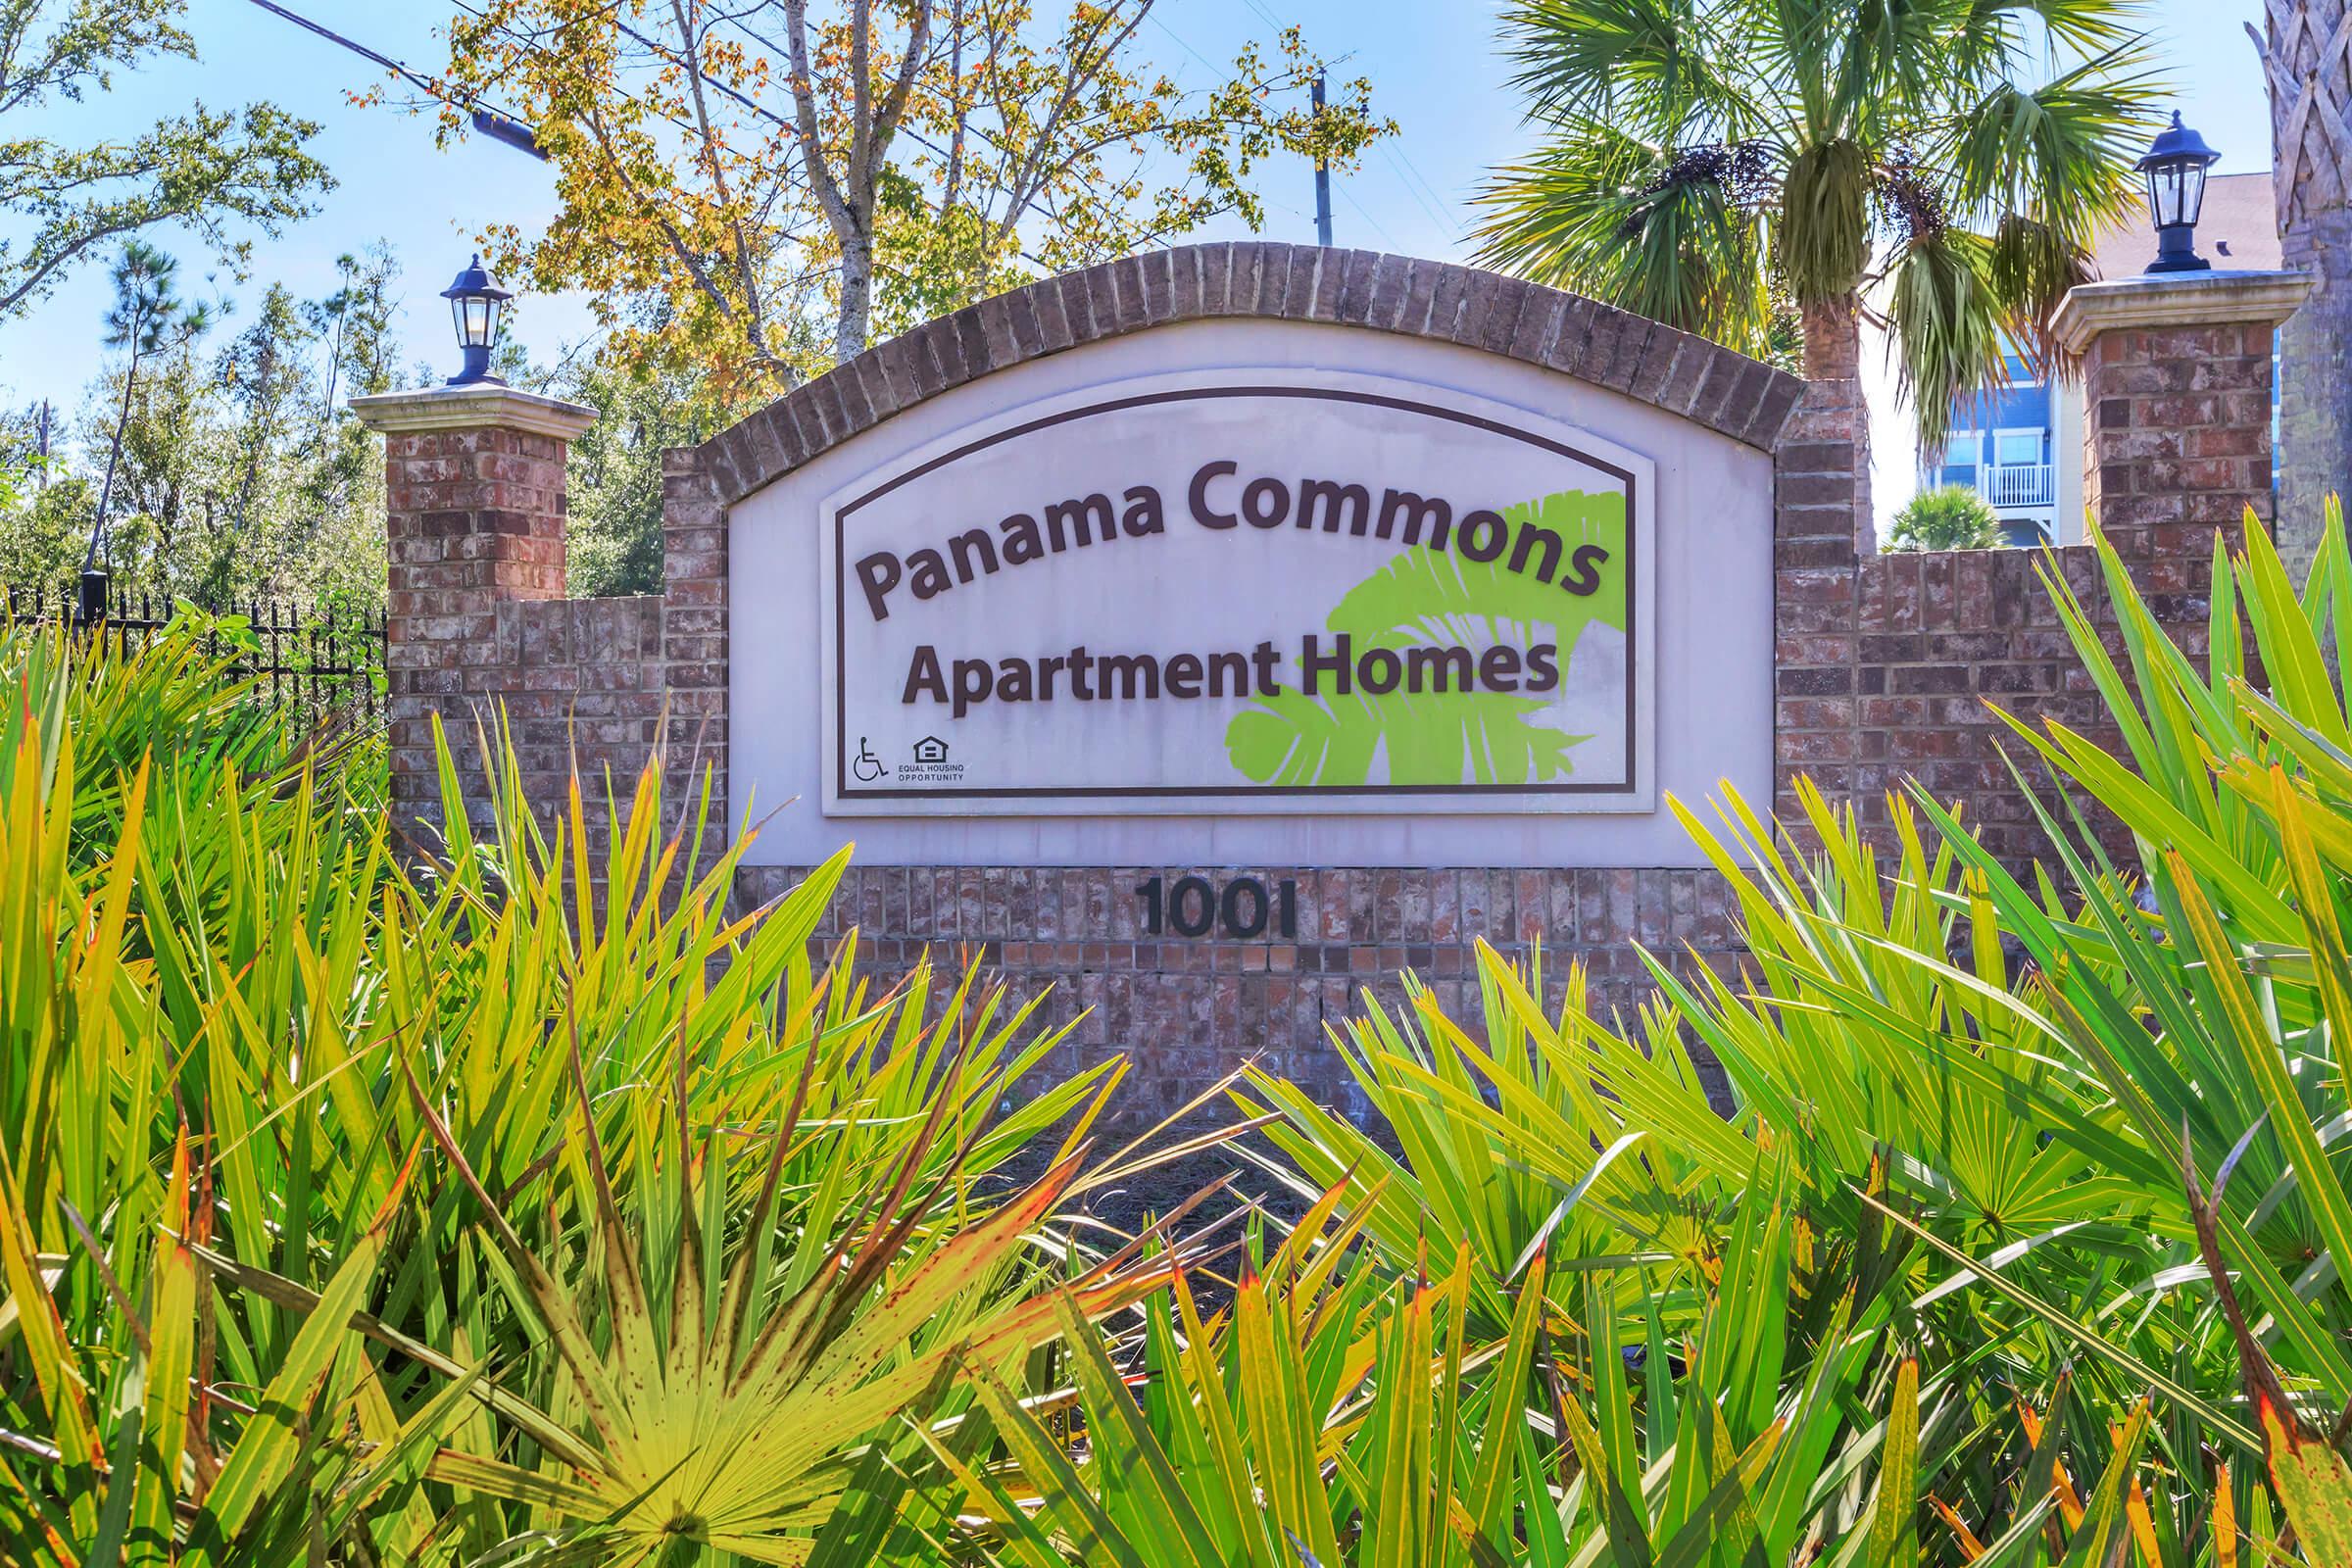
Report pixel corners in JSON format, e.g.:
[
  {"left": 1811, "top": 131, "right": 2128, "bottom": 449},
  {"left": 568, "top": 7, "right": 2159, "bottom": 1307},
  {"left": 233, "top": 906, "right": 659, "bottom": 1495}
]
[{"left": 423, "top": 0, "right": 1391, "bottom": 403}]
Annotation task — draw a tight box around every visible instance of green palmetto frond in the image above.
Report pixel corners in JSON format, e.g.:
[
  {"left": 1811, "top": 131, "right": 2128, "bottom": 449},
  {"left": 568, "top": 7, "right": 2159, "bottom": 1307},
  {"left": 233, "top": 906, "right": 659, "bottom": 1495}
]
[
  {"left": 1844, "top": 514, "right": 2352, "bottom": 1534},
  {"left": 399, "top": 1010, "right": 1190, "bottom": 1563},
  {"left": 1472, "top": 123, "right": 1771, "bottom": 353},
  {"left": 1480, "top": 0, "right": 2165, "bottom": 446},
  {"left": 0, "top": 609, "right": 1154, "bottom": 1565},
  {"left": 1885, "top": 225, "right": 2007, "bottom": 451},
  {"left": 953, "top": 1202, "right": 1902, "bottom": 1568},
  {"left": 1777, "top": 138, "right": 1874, "bottom": 308},
  {"left": 1499, "top": 0, "right": 1750, "bottom": 143},
  {"left": 1768, "top": 0, "right": 1882, "bottom": 138},
  {"left": 1987, "top": 211, "right": 2093, "bottom": 378},
  {"left": 2014, "top": 0, "right": 2155, "bottom": 58},
  {"left": 1942, "top": 57, "right": 2158, "bottom": 237},
  {"left": 1233, "top": 953, "right": 1699, "bottom": 1334}
]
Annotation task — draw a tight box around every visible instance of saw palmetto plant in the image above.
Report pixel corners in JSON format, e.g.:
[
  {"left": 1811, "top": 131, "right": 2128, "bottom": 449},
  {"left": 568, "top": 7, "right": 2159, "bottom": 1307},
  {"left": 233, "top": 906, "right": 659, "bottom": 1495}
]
[
  {"left": 18, "top": 509, "right": 2352, "bottom": 1563},
  {"left": 951, "top": 1182, "right": 1926, "bottom": 1568},
  {"left": 379, "top": 1052, "right": 1186, "bottom": 1563},
  {"left": 0, "top": 615, "right": 1174, "bottom": 1563},
  {"left": 1214, "top": 514, "right": 2352, "bottom": 1563}
]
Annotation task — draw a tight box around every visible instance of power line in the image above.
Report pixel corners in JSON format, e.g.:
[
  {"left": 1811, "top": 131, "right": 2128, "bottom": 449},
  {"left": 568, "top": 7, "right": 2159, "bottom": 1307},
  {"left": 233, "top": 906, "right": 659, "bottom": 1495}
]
[
  {"left": 1161, "top": 0, "right": 1414, "bottom": 251},
  {"left": 1394, "top": 148, "right": 1457, "bottom": 223},
  {"left": 1147, "top": 11, "right": 1224, "bottom": 74},
  {"left": 446, "top": 0, "right": 718, "bottom": 149},
  {"left": 248, "top": 0, "right": 1168, "bottom": 270},
  {"left": 1336, "top": 179, "right": 1401, "bottom": 250},
  {"left": 239, "top": 0, "right": 545, "bottom": 158},
  {"left": 1143, "top": 2, "right": 1350, "bottom": 248},
  {"left": 1237, "top": 0, "right": 1290, "bottom": 36},
  {"left": 615, "top": 13, "right": 795, "bottom": 134},
  {"left": 1381, "top": 146, "right": 1452, "bottom": 233},
  {"left": 242, "top": 0, "right": 426, "bottom": 90}
]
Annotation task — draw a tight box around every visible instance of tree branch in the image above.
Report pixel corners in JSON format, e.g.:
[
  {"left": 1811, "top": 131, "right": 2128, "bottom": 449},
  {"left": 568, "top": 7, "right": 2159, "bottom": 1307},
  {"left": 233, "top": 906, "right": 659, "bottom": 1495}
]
[
  {"left": 779, "top": 0, "right": 855, "bottom": 237},
  {"left": 866, "top": 0, "right": 935, "bottom": 181},
  {"left": 988, "top": 0, "right": 1152, "bottom": 263},
  {"left": 663, "top": 0, "right": 788, "bottom": 383}
]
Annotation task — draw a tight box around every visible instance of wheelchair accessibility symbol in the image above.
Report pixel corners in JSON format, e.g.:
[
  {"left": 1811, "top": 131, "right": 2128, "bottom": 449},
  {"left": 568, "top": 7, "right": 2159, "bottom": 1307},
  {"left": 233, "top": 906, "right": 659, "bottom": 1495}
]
[{"left": 852, "top": 737, "right": 888, "bottom": 782}]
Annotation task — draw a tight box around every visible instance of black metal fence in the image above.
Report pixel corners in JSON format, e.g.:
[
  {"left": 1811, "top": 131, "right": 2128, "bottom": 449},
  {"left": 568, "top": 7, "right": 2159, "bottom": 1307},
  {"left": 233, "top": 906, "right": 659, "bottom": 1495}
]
[{"left": 5, "top": 571, "right": 386, "bottom": 718}]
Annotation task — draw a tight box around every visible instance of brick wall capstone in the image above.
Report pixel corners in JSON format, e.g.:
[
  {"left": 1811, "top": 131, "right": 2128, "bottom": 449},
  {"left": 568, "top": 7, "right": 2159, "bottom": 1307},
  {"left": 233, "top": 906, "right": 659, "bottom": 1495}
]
[
  {"left": 2059, "top": 271, "right": 2311, "bottom": 565},
  {"left": 694, "top": 241, "right": 1804, "bottom": 509}
]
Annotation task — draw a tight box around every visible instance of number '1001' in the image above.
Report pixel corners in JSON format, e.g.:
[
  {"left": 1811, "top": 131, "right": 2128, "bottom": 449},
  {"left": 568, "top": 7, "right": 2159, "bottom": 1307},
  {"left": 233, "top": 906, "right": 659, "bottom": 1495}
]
[{"left": 1135, "top": 875, "right": 1298, "bottom": 939}]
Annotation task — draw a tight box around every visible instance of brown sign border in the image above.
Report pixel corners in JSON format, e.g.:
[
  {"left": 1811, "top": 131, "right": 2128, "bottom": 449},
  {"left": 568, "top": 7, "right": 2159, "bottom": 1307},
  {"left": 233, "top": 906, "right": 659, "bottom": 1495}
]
[{"left": 831, "top": 384, "right": 1642, "bottom": 804}]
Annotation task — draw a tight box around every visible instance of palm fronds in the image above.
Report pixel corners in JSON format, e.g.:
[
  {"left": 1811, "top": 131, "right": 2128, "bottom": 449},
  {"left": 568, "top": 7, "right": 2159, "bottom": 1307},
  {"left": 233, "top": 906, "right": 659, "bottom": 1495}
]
[
  {"left": 0, "top": 614, "right": 1145, "bottom": 1563},
  {"left": 19, "top": 506, "right": 2352, "bottom": 1562},
  {"left": 1476, "top": 0, "right": 2167, "bottom": 445}
]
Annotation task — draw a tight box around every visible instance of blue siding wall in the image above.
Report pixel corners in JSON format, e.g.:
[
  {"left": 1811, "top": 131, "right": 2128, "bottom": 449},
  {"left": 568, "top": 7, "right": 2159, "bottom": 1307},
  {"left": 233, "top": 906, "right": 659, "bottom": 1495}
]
[
  {"left": 1983, "top": 381, "right": 2050, "bottom": 430},
  {"left": 1932, "top": 375, "right": 2055, "bottom": 489}
]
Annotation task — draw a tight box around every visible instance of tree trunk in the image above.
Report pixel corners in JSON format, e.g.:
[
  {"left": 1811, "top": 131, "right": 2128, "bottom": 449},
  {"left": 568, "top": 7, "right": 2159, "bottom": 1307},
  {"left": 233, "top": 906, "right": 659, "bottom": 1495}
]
[
  {"left": 86, "top": 347, "right": 142, "bottom": 573},
  {"left": 318, "top": 296, "right": 349, "bottom": 445},
  {"left": 1798, "top": 293, "right": 1874, "bottom": 554},
  {"left": 2257, "top": 0, "right": 2352, "bottom": 578},
  {"left": 835, "top": 226, "right": 874, "bottom": 365}
]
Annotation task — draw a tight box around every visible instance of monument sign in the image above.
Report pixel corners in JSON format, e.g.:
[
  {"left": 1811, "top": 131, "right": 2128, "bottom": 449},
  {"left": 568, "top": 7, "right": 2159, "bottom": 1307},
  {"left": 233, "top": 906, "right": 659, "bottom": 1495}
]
[
  {"left": 731, "top": 302, "right": 1773, "bottom": 871},
  {"left": 821, "top": 370, "right": 1653, "bottom": 815}
]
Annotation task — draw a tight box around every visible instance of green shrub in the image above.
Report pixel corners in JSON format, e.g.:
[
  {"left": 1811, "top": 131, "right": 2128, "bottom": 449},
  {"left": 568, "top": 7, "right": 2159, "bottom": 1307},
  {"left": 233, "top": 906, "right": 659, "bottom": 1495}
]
[
  {"left": 12, "top": 510, "right": 2352, "bottom": 1563},
  {"left": 1226, "top": 512, "right": 2352, "bottom": 1562},
  {"left": 0, "top": 617, "right": 1165, "bottom": 1564},
  {"left": 1886, "top": 482, "right": 2003, "bottom": 552}
]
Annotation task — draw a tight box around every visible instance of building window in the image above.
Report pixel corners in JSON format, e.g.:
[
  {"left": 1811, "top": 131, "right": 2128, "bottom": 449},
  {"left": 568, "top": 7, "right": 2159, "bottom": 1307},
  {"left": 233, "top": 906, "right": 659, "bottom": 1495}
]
[
  {"left": 1983, "top": 427, "right": 2055, "bottom": 511},
  {"left": 1936, "top": 429, "right": 1980, "bottom": 481}
]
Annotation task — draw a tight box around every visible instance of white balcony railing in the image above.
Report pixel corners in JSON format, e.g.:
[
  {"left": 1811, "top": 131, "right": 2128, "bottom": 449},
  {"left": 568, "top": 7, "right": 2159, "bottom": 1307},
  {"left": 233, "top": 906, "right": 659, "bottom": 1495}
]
[{"left": 1980, "top": 463, "right": 2054, "bottom": 509}]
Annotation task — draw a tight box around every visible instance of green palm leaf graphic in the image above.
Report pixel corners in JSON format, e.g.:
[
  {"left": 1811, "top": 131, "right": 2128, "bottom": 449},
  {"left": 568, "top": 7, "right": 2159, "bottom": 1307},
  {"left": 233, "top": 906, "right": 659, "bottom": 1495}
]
[{"left": 1225, "top": 487, "right": 1630, "bottom": 787}]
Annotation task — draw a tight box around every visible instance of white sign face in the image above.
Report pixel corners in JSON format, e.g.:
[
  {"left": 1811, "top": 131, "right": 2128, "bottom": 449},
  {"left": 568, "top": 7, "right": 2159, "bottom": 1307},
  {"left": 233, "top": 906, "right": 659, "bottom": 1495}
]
[{"left": 818, "top": 368, "right": 1655, "bottom": 816}]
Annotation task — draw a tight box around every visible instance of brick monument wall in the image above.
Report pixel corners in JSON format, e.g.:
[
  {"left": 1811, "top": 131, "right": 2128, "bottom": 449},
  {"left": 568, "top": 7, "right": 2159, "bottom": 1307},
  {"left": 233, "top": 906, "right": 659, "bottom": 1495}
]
[
  {"left": 362, "top": 389, "right": 729, "bottom": 851},
  {"left": 687, "top": 244, "right": 1799, "bottom": 1117},
  {"left": 730, "top": 862, "right": 1744, "bottom": 1124},
  {"left": 1778, "top": 523, "right": 2164, "bottom": 867},
  {"left": 1772, "top": 273, "right": 2309, "bottom": 870},
  {"left": 359, "top": 249, "right": 2306, "bottom": 1123}
]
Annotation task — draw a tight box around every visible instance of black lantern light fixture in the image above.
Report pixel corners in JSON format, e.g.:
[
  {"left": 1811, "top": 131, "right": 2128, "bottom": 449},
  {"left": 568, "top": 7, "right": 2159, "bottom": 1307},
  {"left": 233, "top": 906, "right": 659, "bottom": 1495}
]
[
  {"left": 440, "top": 254, "right": 513, "bottom": 385},
  {"left": 2135, "top": 111, "right": 2222, "bottom": 274}
]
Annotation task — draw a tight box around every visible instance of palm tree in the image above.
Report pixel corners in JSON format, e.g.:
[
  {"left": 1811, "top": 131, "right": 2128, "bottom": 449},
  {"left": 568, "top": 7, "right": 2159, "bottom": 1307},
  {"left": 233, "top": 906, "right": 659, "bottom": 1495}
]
[
  {"left": 1474, "top": 0, "right": 2161, "bottom": 538},
  {"left": 1886, "top": 482, "right": 2002, "bottom": 551},
  {"left": 2251, "top": 0, "right": 2352, "bottom": 579},
  {"left": 85, "top": 241, "right": 212, "bottom": 579}
]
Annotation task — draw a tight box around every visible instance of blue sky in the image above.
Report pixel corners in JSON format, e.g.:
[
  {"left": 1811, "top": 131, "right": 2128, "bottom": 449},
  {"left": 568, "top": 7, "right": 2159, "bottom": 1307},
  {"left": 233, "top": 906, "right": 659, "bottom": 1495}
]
[{"left": 0, "top": 0, "right": 2278, "bottom": 509}]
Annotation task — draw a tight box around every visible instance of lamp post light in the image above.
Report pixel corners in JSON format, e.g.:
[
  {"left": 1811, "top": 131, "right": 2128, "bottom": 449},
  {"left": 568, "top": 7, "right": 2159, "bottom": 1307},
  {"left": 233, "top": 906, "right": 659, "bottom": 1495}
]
[
  {"left": 440, "top": 254, "right": 513, "bottom": 385},
  {"left": 2135, "top": 111, "right": 2223, "bottom": 275}
]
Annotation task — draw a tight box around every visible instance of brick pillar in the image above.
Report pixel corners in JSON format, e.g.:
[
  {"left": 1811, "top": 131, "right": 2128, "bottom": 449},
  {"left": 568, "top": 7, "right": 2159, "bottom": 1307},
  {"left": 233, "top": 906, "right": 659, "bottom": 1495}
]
[
  {"left": 660, "top": 446, "right": 729, "bottom": 827},
  {"left": 1771, "top": 381, "right": 1871, "bottom": 836},
  {"left": 350, "top": 384, "right": 597, "bottom": 844},
  {"left": 2053, "top": 271, "right": 2311, "bottom": 577},
  {"left": 1794, "top": 298, "right": 1873, "bottom": 555}
]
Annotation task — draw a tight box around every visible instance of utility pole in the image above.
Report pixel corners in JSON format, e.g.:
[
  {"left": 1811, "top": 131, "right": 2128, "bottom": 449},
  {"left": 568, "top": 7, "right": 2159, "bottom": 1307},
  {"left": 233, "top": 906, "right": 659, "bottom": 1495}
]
[
  {"left": 1312, "top": 69, "right": 1333, "bottom": 248},
  {"left": 34, "top": 400, "right": 49, "bottom": 487}
]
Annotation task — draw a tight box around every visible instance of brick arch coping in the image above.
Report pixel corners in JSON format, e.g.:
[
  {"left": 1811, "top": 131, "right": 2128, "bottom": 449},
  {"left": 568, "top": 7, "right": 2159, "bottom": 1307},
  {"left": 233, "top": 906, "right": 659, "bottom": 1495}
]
[{"left": 690, "top": 242, "right": 1806, "bottom": 507}]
